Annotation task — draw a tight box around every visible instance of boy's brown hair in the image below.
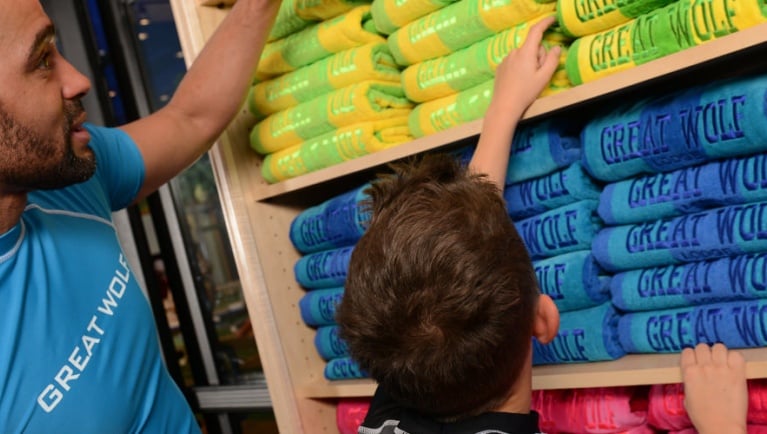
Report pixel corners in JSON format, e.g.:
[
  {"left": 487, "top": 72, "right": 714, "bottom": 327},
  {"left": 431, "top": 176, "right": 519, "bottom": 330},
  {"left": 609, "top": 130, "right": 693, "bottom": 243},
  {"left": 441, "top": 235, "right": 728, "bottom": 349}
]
[{"left": 336, "top": 153, "right": 539, "bottom": 420}]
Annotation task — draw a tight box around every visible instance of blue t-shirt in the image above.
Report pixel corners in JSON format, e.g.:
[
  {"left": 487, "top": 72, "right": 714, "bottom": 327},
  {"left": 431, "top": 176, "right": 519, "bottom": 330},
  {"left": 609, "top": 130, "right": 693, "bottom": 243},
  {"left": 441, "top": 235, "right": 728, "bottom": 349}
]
[{"left": 0, "top": 125, "right": 200, "bottom": 434}]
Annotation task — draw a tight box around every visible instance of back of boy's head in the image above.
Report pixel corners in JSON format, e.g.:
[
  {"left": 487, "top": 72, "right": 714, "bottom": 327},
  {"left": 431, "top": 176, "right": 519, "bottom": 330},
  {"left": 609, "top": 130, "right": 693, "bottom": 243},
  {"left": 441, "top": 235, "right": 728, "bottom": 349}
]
[{"left": 336, "top": 153, "right": 539, "bottom": 420}]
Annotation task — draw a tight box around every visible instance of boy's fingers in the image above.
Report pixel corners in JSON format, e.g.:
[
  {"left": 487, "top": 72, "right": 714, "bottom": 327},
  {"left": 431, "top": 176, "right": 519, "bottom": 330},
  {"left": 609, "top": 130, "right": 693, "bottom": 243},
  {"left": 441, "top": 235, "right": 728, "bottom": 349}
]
[
  {"left": 680, "top": 346, "right": 696, "bottom": 371},
  {"left": 521, "top": 16, "right": 556, "bottom": 52},
  {"left": 694, "top": 342, "right": 713, "bottom": 364},
  {"left": 728, "top": 350, "right": 746, "bottom": 369},
  {"left": 711, "top": 343, "right": 728, "bottom": 365},
  {"left": 539, "top": 46, "right": 561, "bottom": 77}
]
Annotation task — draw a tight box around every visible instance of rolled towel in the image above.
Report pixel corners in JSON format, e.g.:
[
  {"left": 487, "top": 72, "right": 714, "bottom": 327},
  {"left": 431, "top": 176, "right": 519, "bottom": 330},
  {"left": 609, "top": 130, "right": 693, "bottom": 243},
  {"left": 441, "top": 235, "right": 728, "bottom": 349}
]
[
  {"left": 262, "top": 117, "right": 412, "bottom": 183},
  {"left": 505, "top": 162, "right": 602, "bottom": 220},
  {"left": 250, "top": 80, "right": 412, "bottom": 154},
  {"left": 506, "top": 119, "right": 582, "bottom": 186},
  {"left": 533, "top": 302, "right": 625, "bottom": 364},
  {"left": 534, "top": 250, "right": 611, "bottom": 312},
  {"left": 591, "top": 200, "right": 767, "bottom": 272},
  {"left": 648, "top": 380, "right": 767, "bottom": 430},
  {"left": 315, "top": 325, "right": 350, "bottom": 360},
  {"left": 599, "top": 153, "right": 767, "bottom": 225},
  {"left": 611, "top": 253, "right": 767, "bottom": 312},
  {"left": 400, "top": 13, "right": 557, "bottom": 103},
  {"left": 299, "top": 287, "right": 345, "bottom": 326},
  {"left": 582, "top": 74, "right": 767, "bottom": 182},
  {"left": 532, "top": 387, "right": 648, "bottom": 433},
  {"left": 618, "top": 299, "right": 767, "bottom": 353},
  {"left": 387, "top": 0, "right": 554, "bottom": 66},
  {"left": 556, "top": 0, "right": 674, "bottom": 37},
  {"left": 370, "top": 0, "right": 460, "bottom": 35},
  {"left": 325, "top": 356, "right": 368, "bottom": 380},
  {"left": 515, "top": 200, "right": 603, "bottom": 260},
  {"left": 249, "top": 43, "right": 401, "bottom": 118},
  {"left": 258, "top": 6, "right": 385, "bottom": 77},
  {"left": 566, "top": 0, "right": 767, "bottom": 86},
  {"left": 408, "top": 79, "right": 493, "bottom": 138},
  {"left": 337, "top": 398, "right": 371, "bottom": 434},
  {"left": 290, "top": 183, "right": 370, "bottom": 254},
  {"left": 294, "top": 245, "right": 354, "bottom": 289},
  {"left": 270, "top": 0, "right": 373, "bottom": 41}
]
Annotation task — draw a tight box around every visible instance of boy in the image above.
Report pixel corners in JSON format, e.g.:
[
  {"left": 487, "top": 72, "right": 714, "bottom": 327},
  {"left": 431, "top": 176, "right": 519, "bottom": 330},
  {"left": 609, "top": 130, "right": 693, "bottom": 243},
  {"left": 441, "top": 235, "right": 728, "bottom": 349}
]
[{"left": 336, "top": 16, "right": 748, "bottom": 434}]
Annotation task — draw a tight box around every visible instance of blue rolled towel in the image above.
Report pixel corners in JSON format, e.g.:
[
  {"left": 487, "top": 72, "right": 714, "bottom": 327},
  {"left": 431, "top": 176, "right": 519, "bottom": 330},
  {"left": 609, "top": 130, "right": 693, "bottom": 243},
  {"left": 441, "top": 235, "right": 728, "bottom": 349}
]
[
  {"left": 315, "top": 325, "right": 349, "bottom": 360},
  {"left": 533, "top": 302, "right": 625, "bottom": 365},
  {"left": 506, "top": 119, "right": 582, "bottom": 186},
  {"left": 505, "top": 163, "right": 602, "bottom": 220},
  {"left": 299, "top": 287, "right": 344, "bottom": 326},
  {"left": 591, "top": 200, "right": 767, "bottom": 272},
  {"left": 599, "top": 153, "right": 767, "bottom": 225},
  {"left": 515, "top": 200, "right": 603, "bottom": 260},
  {"left": 324, "top": 356, "right": 368, "bottom": 380},
  {"left": 290, "top": 183, "right": 371, "bottom": 254},
  {"left": 294, "top": 245, "right": 354, "bottom": 289},
  {"left": 611, "top": 253, "right": 767, "bottom": 312},
  {"left": 582, "top": 74, "right": 767, "bottom": 182},
  {"left": 534, "top": 250, "right": 611, "bottom": 313},
  {"left": 618, "top": 299, "right": 767, "bottom": 353}
]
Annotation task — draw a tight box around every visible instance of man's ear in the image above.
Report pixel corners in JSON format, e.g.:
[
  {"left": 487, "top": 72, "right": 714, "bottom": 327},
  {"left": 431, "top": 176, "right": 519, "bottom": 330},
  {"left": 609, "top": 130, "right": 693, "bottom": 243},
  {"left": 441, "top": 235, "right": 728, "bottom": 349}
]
[{"left": 532, "top": 294, "right": 560, "bottom": 344}]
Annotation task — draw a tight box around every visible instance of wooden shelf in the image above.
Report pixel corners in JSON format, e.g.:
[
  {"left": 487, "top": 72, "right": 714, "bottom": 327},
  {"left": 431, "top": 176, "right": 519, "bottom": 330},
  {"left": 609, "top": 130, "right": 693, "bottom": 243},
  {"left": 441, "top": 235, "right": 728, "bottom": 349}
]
[
  {"left": 252, "top": 22, "right": 767, "bottom": 202},
  {"left": 297, "top": 348, "right": 767, "bottom": 398}
]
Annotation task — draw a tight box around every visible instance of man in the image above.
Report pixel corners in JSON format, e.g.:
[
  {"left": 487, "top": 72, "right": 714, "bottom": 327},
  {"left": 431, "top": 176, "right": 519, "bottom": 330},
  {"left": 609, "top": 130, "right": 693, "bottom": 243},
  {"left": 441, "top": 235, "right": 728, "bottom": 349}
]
[{"left": 0, "top": 0, "right": 278, "bottom": 432}]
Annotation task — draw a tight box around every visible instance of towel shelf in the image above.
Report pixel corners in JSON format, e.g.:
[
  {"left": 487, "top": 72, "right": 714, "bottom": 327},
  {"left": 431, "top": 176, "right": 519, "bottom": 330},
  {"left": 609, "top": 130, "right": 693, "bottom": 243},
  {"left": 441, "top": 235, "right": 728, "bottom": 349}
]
[{"left": 168, "top": 1, "right": 767, "bottom": 431}]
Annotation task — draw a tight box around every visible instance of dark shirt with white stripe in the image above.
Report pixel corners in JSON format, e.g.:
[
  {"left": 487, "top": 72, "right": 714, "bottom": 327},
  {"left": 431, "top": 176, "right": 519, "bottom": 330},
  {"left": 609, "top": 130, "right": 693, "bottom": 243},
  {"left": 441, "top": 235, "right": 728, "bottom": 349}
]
[{"left": 359, "top": 387, "right": 545, "bottom": 434}]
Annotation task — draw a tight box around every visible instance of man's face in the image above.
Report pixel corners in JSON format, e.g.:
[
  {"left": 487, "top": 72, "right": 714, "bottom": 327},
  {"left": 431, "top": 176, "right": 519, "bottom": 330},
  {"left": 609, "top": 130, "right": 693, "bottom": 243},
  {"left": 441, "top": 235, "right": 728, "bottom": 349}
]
[{"left": 0, "top": 0, "right": 95, "bottom": 192}]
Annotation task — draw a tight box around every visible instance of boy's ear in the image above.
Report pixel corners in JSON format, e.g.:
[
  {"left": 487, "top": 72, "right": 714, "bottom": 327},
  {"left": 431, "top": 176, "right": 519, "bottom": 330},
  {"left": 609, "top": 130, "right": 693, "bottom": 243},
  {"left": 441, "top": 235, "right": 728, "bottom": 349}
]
[{"left": 532, "top": 294, "right": 560, "bottom": 344}]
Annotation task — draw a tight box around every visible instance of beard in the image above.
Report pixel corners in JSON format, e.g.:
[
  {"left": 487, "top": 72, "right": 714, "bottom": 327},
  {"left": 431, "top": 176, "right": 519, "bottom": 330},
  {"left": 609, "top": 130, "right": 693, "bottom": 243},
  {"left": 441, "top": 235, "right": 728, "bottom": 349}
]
[{"left": 0, "top": 99, "right": 96, "bottom": 191}]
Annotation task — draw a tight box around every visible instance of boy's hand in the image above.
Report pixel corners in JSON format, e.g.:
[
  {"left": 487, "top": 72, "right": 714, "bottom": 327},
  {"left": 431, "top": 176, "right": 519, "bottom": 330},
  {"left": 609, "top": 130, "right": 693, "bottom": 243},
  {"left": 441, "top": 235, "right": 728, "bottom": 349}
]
[
  {"left": 489, "top": 16, "right": 561, "bottom": 120},
  {"left": 681, "top": 343, "right": 748, "bottom": 434}
]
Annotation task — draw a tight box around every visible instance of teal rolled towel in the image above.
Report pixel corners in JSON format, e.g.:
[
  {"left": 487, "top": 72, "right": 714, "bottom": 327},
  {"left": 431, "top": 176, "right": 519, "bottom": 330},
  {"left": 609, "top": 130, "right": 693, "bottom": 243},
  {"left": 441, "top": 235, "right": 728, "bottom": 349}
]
[
  {"left": 294, "top": 245, "right": 354, "bottom": 289},
  {"left": 505, "top": 163, "right": 602, "bottom": 220},
  {"left": 592, "top": 200, "right": 767, "bottom": 272},
  {"left": 515, "top": 200, "right": 603, "bottom": 260},
  {"left": 582, "top": 74, "right": 767, "bottom": 182},
  {"left": 299, "top": 287, "right": 345, "bottom": 326},
  {"left": 533, "top": 302, "right": 625, "bottom": 364},
  {"left": 534, "top": 250, "right": 610, "bottom": 312},
  {"left": 611, "top": 253, "right": 767, "bottom": 312},
  {"left": 599, "top": 153, "right": 767, "bottom": 225},
  {"left": 507, "top": 119, "right": 582, "bottom": 185}
]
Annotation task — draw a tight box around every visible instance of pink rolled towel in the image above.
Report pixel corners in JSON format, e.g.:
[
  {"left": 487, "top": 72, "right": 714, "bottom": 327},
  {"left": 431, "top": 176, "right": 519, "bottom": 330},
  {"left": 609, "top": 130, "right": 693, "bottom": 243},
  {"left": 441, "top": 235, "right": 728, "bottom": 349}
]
[
  {"left": 531, "top": 386, "right": 649, "bottom": 433},
  {"left": 337, "top": 398, "right": 371, "bottom": 434}
]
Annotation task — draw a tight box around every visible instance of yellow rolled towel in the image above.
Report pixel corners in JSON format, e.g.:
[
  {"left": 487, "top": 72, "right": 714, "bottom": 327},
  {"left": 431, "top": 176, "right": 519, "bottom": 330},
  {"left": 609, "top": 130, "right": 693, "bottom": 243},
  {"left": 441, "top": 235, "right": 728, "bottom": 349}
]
[
  {"left": 387, "top": 0, "right": 555, "bottom": 66},
  {"left": 250, "top": 80, "right": 413, "bottom": 154},
  {"left": 249, "top": 43, "right": 401, "bottom": 118},
  {"left": 258, "top": 6, "right": 385, "bottom": 77},
  {"left": 408, "top": 80, "right": 494, "bottom": 138},
  {"left": 261, "top": 117, "right": 413, "bottom": 183}
]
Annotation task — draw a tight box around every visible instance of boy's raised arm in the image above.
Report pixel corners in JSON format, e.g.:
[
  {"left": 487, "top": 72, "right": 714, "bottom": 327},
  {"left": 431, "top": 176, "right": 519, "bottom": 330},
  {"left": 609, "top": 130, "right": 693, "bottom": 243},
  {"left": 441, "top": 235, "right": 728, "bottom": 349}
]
[{"left": 469, "top": 16, "right": 560, "bottom": 192}]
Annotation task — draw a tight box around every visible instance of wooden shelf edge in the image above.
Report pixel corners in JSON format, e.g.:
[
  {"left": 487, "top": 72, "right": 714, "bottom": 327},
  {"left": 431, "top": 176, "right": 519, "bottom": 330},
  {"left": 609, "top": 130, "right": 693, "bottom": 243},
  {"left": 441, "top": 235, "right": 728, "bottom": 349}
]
[
  {"left": 297, "top": 348, "right": 767, "bottom": 398},
  {"left": 252, "top": 22, "right": 767, "bottom": 202}
]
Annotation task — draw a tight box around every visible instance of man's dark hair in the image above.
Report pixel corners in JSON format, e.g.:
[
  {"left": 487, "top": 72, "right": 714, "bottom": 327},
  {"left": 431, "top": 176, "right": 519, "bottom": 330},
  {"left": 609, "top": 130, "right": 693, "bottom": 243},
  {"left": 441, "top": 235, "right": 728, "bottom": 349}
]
[{"left": 336, "top": 152, "right": 539, "bottom": 420}]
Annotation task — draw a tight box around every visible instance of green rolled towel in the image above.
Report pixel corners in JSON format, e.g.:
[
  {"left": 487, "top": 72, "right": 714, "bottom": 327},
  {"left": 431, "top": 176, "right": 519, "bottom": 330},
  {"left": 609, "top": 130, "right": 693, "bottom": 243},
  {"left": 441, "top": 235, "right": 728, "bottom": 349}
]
[
  {"left": 269, "top": 0, "right": 374, "bottom": 41},
  {"left": 370, "top": 0, "right": 461, "bottom": 35},
  {"left": 408, "top": 79, "right": 494, "bottom": 138},
  {"left": 401, "top": 14, "right": 568, "bottom": 103},
  {"left": 248, "top": 43, "right": 402, "bottom": 118},
  {"left": 261, "top": 117, "right": 413, "bottom": 183},
  {"left": 387, "top": 0, "right": 555, "bottom": 66},
  {"left": 258, "top": 6, "right": 386, "bottom": 77},
  {"left": 556, "top": 0, "right": 675, "bottom": 37},
  {"left": 250, "top": 80, "right": 413, "bottom": 154},
  {"left": 566, "top": 0, "right": 767, "bottom": 85}
]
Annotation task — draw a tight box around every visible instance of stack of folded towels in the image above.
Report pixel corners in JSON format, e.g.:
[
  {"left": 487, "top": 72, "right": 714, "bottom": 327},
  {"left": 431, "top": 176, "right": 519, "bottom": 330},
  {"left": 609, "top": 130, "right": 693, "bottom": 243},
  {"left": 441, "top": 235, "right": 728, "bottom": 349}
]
[
  {"left": 559, "top": 0, "right": 767, "bottom": 85},
  {"left": 289, "top": 183, "right": 372, "bottom": 380},
  {"left": 584, "top": 72, "right": 767, "bottom": 355},
  {"left": 248, "top": 1, "right": 416, "bottom": 183},
  {"left": 368, "top": 0, "right": 573, "bottom": 138}
]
